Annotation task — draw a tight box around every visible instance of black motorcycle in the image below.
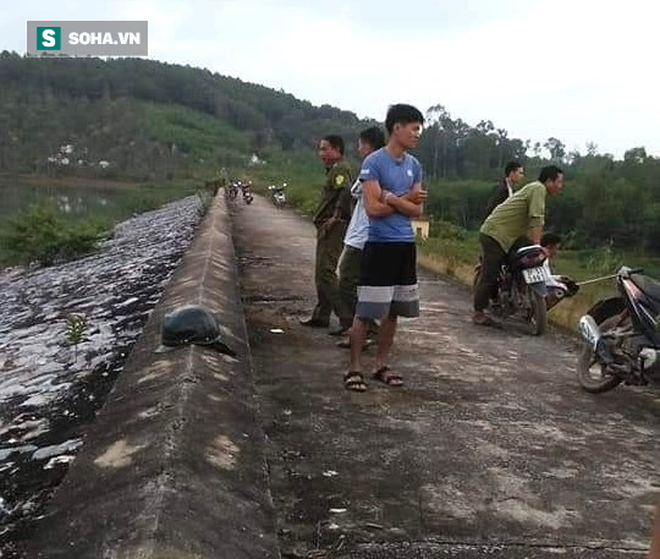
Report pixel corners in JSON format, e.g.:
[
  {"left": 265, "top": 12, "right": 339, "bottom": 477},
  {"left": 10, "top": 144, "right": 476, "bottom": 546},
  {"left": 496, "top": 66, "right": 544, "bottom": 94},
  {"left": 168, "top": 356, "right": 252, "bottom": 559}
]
[
  {"left": 225, "top": 182, "right": 240, "bottom": 200},
  {"left": 242, "top": 185, "right": 254, "bottom": 205},
  {"left": 577, "top": 266, "right": 660, "bottom": 393},
  {"left": 474, "top": 244, "right": 549, "bottom": 335}
]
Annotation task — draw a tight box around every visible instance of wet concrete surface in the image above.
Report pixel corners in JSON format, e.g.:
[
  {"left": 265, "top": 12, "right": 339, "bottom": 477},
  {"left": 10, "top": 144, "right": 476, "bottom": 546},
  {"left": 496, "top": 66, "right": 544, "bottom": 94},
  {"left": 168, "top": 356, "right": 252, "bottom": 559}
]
[
  {"left": 0, "top": 197, "right": 202, "bottom": 557},
  {"left": 232, "top": 195, "right": 659, "bottom": 558},
  {"left": 27, "top": 193, "right": 278, "bottom": 559}
]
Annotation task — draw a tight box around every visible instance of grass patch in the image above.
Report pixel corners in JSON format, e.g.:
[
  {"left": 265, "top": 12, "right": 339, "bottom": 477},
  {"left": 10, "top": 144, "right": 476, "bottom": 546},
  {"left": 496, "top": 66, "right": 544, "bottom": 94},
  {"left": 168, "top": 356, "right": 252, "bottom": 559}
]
[
  {"left": 142, "top": 101, "right": 249, "bottom": 170},
  {"left": 0, "top": 176, "right": 206, "bottom": 266},
  {"left": 248, "top": 153, "right": 322, "bottom": 217},
  {"left": 0, "top": 203, "right": 110, "bottom": 266}
]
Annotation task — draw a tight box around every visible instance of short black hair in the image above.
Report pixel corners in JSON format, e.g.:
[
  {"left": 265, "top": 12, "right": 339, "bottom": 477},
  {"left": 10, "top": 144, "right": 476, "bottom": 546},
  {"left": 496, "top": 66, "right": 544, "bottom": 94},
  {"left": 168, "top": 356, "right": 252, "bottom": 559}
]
[
  {"left": 322, "top": 135, "right": 345, "bottom": 155},
  {"left": 504, "top": 161, "right": 522, "bottom": 176},
  {"left": 538, "top": 165, "right": 563, "bottom": 183},
  {"left": 359, "top": 126, "right": 386, "bottom": 150},
  {"left": 541, "top": 232, "right": 563, "bottom": 247},
  {"left": 385, "top": 104, "right": 425, "bottom": 134}
]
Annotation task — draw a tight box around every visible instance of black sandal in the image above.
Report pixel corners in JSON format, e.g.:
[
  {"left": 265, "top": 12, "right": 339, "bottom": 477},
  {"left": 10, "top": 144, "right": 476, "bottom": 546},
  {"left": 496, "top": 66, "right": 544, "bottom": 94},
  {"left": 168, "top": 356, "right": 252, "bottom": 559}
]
[
  {"left": 472, "top": 315, "right": 502, "bottom": 329},
  {"left": 372, "top": 366, "right": 403, "bottom": 387},
  {"left": 344, "top": 371, "right": 367, "bottom": 392}
]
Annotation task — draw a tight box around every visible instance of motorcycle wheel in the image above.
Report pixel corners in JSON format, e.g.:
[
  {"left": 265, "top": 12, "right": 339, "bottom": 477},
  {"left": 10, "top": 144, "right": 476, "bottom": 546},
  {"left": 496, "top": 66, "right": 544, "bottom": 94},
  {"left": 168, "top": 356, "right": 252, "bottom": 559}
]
[
  {"left": 526, "top": 286, "right": 547, "bottom": 336},
  {"left": 576, "top": 312, "right": 624, "bottom": 394}
]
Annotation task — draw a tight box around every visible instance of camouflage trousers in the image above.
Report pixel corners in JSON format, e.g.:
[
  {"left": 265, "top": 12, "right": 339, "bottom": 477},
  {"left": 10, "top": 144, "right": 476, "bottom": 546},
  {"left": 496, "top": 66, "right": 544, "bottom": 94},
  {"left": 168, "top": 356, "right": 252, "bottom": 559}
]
[{"left": 311, "top": 221, "right": 346, "bottom": 324}]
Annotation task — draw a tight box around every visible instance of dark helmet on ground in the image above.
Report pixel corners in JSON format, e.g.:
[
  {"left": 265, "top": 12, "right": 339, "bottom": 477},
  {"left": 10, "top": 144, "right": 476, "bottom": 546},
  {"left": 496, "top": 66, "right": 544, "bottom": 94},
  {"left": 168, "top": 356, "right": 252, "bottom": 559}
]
[{"left": 155, "top": 304, "right": 236, "bottom": 357}]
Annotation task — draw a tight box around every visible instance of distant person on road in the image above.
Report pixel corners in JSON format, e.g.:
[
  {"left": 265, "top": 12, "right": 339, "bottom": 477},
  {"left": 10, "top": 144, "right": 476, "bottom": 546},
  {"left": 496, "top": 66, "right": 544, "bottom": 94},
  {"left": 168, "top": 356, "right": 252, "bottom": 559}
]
[
  {"left": 345, "top": 104, "right": 426, "bottom": 392},
  {"left": 473, "top": 165, "right": 564, "bottom": 327},
  {"left": 333, "top": 126, "right": 386, "bottom": 339},
  {"left": 484, "top": 161, "right": 525, "bottom": 218},
  {"left": 300, "top": 135, "right": 355, "bottom": 329}
]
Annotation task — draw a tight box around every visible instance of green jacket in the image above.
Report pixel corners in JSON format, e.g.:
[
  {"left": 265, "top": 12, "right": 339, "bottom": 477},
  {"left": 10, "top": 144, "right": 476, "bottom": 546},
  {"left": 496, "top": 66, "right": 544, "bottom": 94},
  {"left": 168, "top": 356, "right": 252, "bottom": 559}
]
[
  {"left": 480, "top": 181, "right": 546, "bottom": 251},
  {"left": 312, "top": 159, "right": 355, "bottom": 228}
]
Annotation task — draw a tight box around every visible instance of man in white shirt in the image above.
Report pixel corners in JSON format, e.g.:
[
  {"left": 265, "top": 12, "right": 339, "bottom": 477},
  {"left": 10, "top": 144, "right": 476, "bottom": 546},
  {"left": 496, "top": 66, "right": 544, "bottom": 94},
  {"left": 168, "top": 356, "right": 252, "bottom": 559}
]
[
  {"left": 540, "top": 232, "right": 579, "bottom": 309},
  {"left": 332, "top": 127, "right": 386, "bottom": 337}
]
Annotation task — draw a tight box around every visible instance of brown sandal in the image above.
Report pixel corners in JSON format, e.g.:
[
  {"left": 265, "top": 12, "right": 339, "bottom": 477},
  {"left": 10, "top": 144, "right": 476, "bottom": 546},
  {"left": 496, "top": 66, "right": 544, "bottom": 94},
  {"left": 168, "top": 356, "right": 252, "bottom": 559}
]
[{"left": 372, "top": 366, "right": 403, "bottom": 387}]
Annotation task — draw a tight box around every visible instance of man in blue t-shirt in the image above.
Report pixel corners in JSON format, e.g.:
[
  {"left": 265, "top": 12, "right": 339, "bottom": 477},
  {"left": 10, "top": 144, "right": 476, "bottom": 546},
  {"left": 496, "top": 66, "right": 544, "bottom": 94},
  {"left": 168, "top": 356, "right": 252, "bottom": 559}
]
[{"left": 344, "top": 104, "right": 427, "bottom": 392}]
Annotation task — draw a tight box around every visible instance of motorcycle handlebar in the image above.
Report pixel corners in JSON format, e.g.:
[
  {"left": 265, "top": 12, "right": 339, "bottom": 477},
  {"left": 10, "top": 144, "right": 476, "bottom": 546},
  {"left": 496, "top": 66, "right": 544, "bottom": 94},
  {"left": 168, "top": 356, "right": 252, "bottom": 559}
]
[{"left": 619, "top": 266, "right": 644, "bottom": 277}]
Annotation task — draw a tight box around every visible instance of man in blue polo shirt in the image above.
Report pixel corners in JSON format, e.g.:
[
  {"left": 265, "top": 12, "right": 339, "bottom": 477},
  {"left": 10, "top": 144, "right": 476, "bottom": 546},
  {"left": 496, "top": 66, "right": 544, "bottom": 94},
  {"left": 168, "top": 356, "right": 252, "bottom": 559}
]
[{"left": 344, "top": 104, "right": 427, "bottom": 392}]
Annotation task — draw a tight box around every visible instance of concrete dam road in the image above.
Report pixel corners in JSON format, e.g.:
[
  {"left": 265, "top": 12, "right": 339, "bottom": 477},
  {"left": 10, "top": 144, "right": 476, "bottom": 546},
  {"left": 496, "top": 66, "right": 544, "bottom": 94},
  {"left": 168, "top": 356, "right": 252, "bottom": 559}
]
[{"left": 231, "top": 195, "right": 659, "bottom": 558}]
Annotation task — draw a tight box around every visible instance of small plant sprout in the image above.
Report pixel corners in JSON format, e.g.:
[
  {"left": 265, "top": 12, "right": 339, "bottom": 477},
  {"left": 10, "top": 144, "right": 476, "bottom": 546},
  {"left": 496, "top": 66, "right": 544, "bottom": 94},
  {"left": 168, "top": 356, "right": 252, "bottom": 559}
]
[{"left": 65, "top": 313, "right": 88, "bottom": 361}]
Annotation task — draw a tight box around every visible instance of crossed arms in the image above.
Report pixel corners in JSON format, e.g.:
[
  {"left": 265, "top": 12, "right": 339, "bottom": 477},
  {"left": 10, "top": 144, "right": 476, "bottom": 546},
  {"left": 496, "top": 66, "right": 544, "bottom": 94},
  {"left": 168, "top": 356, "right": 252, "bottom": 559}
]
[{"left": 362, "top": 180, "right": 427, "bottom": 218}]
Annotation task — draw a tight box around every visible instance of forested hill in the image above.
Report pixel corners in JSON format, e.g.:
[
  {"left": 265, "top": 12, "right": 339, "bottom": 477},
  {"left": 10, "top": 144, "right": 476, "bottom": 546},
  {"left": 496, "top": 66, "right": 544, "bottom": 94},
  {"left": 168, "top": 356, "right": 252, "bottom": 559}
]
[
  {"left": 0, "top": 52, "right": 586, "bottom": 182},
  {"left": 0, "top": 52, "right": 370, "bottom": 177},
  {"left": 2, "top": 52, "right": 659, "bottom": 254}
]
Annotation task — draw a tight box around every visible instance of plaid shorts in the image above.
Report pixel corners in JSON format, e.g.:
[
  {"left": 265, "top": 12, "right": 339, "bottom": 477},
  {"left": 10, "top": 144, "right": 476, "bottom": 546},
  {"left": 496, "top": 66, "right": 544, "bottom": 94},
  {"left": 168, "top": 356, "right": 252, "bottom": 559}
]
[{"left": 355, "top": 242, "right": 419, "bottom": 320}]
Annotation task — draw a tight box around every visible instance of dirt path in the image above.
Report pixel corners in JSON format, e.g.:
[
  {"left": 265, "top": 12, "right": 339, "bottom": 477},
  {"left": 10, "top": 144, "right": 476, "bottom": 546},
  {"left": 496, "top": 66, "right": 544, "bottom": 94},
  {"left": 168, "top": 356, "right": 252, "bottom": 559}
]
[{"left": 232, "top": 195, "right": 659, "bottom": 558}]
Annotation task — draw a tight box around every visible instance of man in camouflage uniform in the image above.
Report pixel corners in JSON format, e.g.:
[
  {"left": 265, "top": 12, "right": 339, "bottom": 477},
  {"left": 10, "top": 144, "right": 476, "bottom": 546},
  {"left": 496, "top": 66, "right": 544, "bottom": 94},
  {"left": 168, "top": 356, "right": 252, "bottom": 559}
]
[{"left": 301, "top": 135, "right": 355, "bottom": 328}]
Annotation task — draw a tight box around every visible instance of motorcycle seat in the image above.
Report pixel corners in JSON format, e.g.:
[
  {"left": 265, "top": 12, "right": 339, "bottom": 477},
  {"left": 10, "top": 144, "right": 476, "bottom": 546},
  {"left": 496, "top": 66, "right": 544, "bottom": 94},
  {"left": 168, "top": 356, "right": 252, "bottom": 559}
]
[
  {"left": 511, "top": 244, "right": 546, "bottom": 269},
  {"left": 632, "top": 274, "right": 660, "bottom": 303}
]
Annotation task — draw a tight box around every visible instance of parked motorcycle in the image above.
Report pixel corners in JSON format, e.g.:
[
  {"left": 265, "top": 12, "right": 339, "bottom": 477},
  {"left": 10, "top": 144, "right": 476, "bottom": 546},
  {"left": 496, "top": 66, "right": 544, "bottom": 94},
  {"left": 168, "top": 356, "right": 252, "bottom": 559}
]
[
  {"left": 238, "top": 181, "right": 253, "bottom": 204},
  {"left": 577, "top": 266, "right": 660, "bottom": 393},
  {"left": 474, "top": 244, "right": 550, "bottom": 335},
  {"left": 242, "top": 185, "right": 254, "bottom": 205},
  {"left": 225, "top": 181, "right": 240, "bottom": 200},
  {"left": 269, "top": 183, "right": 287, "bottom": 209}
]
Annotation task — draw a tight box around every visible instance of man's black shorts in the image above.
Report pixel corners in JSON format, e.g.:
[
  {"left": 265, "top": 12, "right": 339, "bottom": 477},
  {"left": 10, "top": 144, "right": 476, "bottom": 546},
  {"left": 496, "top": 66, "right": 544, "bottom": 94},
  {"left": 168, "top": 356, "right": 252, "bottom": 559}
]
[{"left": 356, "top": 241, "right": 419, "bottom": 319}]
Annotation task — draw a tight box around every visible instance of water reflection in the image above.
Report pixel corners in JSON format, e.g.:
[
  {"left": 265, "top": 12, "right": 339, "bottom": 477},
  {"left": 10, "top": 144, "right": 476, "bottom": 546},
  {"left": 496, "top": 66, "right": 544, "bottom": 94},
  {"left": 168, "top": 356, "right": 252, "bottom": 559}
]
[
  {"left": 1, "top": 177, "right": 139, "bottom": 224},
  {"left": 52, "top": 194, "right": 106, "bottom": 215}
]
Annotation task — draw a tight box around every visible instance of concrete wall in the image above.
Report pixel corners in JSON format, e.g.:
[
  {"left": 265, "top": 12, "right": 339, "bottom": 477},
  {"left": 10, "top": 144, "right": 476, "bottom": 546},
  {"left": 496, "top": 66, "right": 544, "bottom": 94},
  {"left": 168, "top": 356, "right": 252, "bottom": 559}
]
[{"left": 29, "top": 194, "right": 279, "bottom": 558}]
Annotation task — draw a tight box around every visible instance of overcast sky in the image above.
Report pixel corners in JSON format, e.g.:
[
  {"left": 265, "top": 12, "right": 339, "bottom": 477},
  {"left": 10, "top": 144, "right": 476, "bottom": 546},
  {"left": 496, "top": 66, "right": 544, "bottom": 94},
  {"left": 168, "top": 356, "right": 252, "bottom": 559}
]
[{"left": 2, "top": 0, "right": 659, "bottom": 158}]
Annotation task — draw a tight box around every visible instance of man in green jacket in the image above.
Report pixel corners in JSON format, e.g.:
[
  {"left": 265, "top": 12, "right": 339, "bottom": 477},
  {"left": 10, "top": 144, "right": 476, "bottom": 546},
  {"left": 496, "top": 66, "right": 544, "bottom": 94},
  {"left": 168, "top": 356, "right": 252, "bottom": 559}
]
[
  {"left": 301, "top": 135, "right": 355, "bottom": 328},
  {"left": 473, "top": 165, "right": 564, "bottom": 326}
]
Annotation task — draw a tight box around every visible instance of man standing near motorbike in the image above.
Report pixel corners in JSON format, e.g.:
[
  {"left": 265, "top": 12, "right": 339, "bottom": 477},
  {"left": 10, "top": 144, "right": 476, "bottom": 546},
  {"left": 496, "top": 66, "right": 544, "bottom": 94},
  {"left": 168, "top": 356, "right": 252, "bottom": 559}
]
[
  {"left": 484, "top": 161, "right": 525, "bottom": 218},
  {"left": 473, "top": 165, "right": 564, "bottom": 327},
  {"left": 300, "top": 135, "right": 355, "bottom": 328}
]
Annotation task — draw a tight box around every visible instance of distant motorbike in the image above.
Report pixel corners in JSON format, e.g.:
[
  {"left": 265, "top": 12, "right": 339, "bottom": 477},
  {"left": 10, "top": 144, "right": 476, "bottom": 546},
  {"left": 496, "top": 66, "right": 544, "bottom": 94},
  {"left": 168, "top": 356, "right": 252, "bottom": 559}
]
[
  {"left": 269, "top": 183, "right": 287, "bottom": 209},
  {"left": 225, "top": 182, "right": 240, "bottom": 200},
  {"left": 242, "top": 185, "right": 254, "bottom": 205},
  {"left": 474, "top": 244, "right": 550, "bottom": 335},
  {"left": 577, "top": 266, "right": 660, "bottom": 393}
]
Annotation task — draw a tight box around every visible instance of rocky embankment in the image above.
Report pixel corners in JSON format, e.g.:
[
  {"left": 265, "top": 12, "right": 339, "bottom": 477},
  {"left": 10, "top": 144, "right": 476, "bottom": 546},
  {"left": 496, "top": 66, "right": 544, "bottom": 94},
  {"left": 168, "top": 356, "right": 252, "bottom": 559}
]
[{"left": 0, "top": 196, "right": 204, "bottom": 556}]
